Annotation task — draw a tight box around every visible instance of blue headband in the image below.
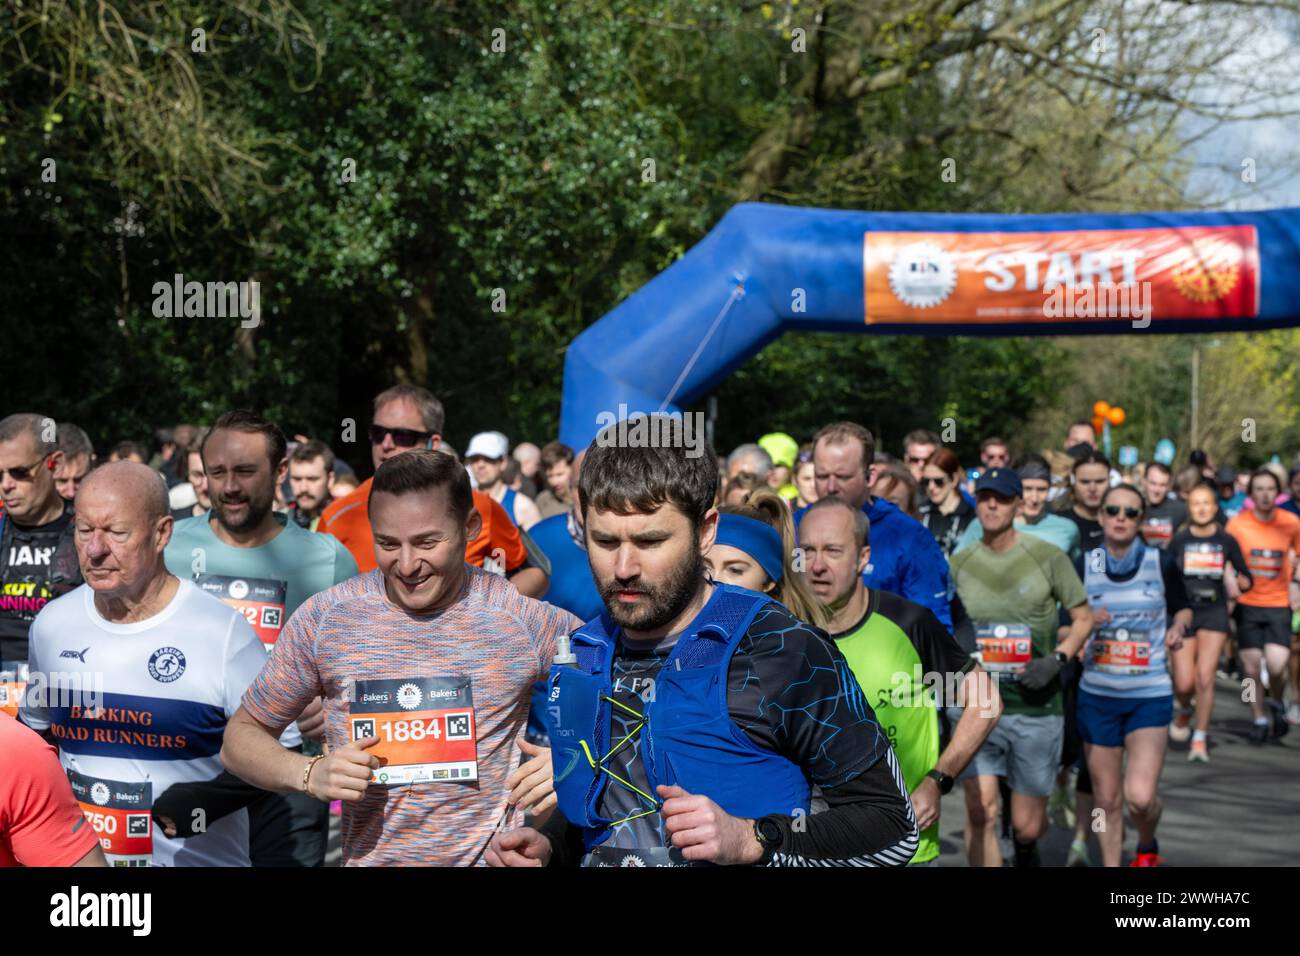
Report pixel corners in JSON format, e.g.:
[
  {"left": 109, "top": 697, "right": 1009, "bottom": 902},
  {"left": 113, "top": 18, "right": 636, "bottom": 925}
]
[{"left": 715, "top": 514, "right": 784, "bottom": 584}]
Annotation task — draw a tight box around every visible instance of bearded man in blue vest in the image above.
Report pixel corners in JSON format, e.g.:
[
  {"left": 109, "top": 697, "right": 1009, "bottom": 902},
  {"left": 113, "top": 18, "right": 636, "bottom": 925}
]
[{"left": 487, "top": 416, "right": 918, "bottom": 867}]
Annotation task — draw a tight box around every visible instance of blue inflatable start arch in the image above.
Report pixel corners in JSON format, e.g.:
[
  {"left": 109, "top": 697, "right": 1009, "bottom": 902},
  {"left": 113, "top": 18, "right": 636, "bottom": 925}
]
[{"left": 559, "top": 201, "right": 1300, "bottom": 449}]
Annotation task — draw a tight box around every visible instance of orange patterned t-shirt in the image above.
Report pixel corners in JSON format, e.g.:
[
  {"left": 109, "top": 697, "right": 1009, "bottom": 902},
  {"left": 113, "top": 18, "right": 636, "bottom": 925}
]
[{"left": 242, "top": 565, "right": 579, "bottom": 866}]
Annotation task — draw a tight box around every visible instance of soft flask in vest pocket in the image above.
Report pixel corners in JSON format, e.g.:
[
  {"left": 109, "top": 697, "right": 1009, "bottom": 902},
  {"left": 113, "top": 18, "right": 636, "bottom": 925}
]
[{"left": 546, "top": 662, "right": 612, "bottom": 830}]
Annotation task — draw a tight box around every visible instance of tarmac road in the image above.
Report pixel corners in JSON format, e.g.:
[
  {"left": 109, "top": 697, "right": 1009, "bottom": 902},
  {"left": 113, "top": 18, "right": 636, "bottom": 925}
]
[{"left": 936, "top": 679, "right": 1300, "bottom": 866}]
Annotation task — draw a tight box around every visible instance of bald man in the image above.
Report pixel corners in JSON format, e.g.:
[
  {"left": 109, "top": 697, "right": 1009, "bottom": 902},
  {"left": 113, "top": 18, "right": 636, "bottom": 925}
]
[{"left": 21, "top": 462, "right": 270, "bottom": 866}]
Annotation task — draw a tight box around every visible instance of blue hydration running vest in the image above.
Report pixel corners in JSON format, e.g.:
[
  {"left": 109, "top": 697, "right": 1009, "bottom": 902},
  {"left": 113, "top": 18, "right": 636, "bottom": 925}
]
[{"left": 546, "top": 583, "right": 811, "bottom": 852}]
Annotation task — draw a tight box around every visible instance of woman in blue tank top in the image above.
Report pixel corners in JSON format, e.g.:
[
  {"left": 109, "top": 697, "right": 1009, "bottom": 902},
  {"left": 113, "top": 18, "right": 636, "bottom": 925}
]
[{"left": 1076, "top": 484, "right": 1192, "bottom": 868}]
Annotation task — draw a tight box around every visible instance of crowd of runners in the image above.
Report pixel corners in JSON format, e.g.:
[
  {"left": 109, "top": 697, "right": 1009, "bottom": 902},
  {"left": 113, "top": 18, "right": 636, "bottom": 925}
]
[{"left": 2, "top": 388, "right": 1298, "bottom": 868}]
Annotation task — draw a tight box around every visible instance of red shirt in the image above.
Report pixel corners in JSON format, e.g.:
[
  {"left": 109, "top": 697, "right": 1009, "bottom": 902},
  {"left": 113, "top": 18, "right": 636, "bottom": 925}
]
[
  {"left": 0, "top": 712, "right": 101, "bottom": 867},
  {"left": 316, "top": 479, "right": 527, "bottom": 574}
]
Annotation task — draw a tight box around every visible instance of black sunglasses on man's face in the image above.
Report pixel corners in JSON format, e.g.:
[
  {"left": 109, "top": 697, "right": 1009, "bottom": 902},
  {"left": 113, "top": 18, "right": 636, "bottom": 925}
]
[{"left": 367, "top": 424, "right": 433, "bottom": 448}]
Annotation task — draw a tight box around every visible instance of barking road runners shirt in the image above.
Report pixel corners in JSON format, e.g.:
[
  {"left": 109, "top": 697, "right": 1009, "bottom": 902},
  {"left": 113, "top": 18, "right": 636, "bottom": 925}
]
[
  {"left": 240, "top": 565, "right": 581, "bottom": 866},
  {"left": 21, "top": 580, "right": 267, "bottom": 866}
]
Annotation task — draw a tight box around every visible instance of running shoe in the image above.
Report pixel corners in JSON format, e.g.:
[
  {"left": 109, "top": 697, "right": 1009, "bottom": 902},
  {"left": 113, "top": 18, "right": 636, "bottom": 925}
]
[
  {"left": 1129, "top": 851, "right": 1165, "bottom": 867},
  {"left": 1188, "top": 739, "right": 1209, "bottom": 762},
  {"left": 1248, "top": 722, "right": 1270, "bottom": 745},
  {"left": 1168, "top": 709, "right": 1192, "bottom": 742},
  {"left": 1288, "top": 702, "right": 1300, "bottom": 726},
  {"left": 1066, "top": 839, "right": 1090, "bottom": 867},
  {"left": 1048, "top": 782, "right": 1076, "bottom": 831},
  {"left": 1270, "top": 700, "right": 1290, "bottom": 739}
]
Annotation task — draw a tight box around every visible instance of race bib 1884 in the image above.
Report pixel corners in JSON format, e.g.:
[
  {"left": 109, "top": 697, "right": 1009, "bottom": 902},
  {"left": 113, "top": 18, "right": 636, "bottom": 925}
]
[
  {"left": 67, "top": 769, "right": 152, "bottom": 867},
  {"left": 349, "top": 676, "right": 477, "bottom": 786}
]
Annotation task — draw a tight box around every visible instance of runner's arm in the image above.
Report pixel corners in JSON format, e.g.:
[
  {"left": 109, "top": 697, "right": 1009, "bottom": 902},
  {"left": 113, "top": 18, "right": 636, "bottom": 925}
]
[
  {"left": 1057, "top": 601, "right": 1094, "bottom": 658},
  {"left": 761, "top": 751, "right": 918, "bottom": 866},
  {"left": 1225, "top": 535, "right": 1252, "bottom": 592},
  {"left": 1159, "top": 549, "right": 1191, "bottom": 617},
  {"left": 1052, "top": 551, "right": 1093, "bottom": 657},
  {"left": 536, "top": 808, "right": 586, "bottom": 867},
  {"left": 222, "top": 602, "right": 324, "bottom": 792},
  {"left": 515, "top": 494, "right": 543, "bottom": 531},
  {"left": 941, "top": 664, "right": 1001, "bottom": 778},
  {"left": 736, "top": 608, "right": 917, "bottom": 866},
  {"left": 894, "top": 594, "right": 1000, "bottom": 778},
  {"left": 152, "top": 770, "right": 267, "bottom": 837},
  {"left": 508, "top": 526, "right": 550, "bottom": 598},
  {"left": 221, "top": 706, "right": 315, "bottom": 794}
]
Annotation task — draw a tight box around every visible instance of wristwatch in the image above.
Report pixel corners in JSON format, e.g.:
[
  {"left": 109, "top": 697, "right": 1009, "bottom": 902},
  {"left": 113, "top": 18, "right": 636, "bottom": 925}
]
[
  {"left": 1054, "top": 651, "right": 1070, "bottom": 667},
  {"left": 753, "top": 816, "right": 783, "bottom": 866},
  {"left": 926, "top": 769, "right": 954, "bottom": 795}
]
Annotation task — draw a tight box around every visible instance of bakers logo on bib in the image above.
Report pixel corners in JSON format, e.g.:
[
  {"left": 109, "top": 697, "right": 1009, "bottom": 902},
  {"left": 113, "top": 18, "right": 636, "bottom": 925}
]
[
  {"left": 396, "top": 683, "right": 423, "bottom": 711},
  {"left": 195, "top": 573, "right": 288, "bottom": 646}
]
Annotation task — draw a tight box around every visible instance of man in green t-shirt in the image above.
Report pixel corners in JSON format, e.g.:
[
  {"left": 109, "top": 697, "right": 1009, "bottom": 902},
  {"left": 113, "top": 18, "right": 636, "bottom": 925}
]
[
  {"left": 163, "top": 410, "right": 359, "bottom": 867},
  {"left": 799, "top": 497, "right": 1002, "bottom": 865},
  {"left": 948, "top": 468, "right": 1093, "bottom": 867}
]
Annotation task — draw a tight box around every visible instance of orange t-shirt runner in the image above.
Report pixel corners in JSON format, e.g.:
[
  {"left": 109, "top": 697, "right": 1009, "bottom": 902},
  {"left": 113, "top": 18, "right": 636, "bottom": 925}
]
[
  {"left": 1227, "top": 507, "right": 1300, "bottom": 608},
  {"left": 317, "top": 479, "right": 526, "bottom": 574},
  {"left": 0, "top": 712, "right": 102, "bottom": 867}
]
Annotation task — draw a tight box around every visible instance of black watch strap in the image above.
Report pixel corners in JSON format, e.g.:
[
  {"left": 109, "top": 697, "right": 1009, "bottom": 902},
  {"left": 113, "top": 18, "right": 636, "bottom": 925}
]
[
  {"left": 927, "top": 768, "right": 954, "bottom": 795},
  {"left": 753, "top": 816, "right": 784, "bottom": 866}
]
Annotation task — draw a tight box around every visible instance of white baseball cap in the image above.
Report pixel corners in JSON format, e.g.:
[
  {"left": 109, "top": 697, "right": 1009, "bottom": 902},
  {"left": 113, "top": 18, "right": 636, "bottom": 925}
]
[{"left": 465, "top": 431, "right": 509, "bottom": 460}]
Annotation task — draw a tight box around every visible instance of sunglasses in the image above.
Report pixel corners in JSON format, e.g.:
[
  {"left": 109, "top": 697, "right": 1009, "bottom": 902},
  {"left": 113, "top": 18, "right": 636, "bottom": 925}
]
[
  {"left": 797, "top": 451, "right": 813, "bottom": 464},
  {"left": 1103, "top": 505, "right": 1142, "bottom": 520},
  {"left": 906, "top": 455, "right": 930, "bottom": 465},
  {"left": 0, "top": 457, "right": 48, "bottom": 483},
  {"left": 919, "top": 476, "right": 949, "bottom": 488},
  {"left": 368, "top": 424, "right": 433, "bottom": 448}
]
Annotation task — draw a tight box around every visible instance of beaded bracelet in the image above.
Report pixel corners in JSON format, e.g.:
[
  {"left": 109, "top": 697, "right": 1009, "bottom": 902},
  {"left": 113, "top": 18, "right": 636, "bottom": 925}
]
[{"left": 303, "top": 754, "right": 325, "bottom": 795}]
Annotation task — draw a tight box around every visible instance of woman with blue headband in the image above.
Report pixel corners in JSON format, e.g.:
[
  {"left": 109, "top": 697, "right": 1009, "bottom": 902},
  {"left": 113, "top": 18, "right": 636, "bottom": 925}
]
[{"left": 707, "top": 489, "right": 829, "bottom": 630}]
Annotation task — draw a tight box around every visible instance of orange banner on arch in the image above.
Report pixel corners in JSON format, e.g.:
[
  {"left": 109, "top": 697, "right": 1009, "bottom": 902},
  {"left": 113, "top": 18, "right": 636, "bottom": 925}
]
[{"left": 863, "top": 226, "right": 1259, "bottom": 324}]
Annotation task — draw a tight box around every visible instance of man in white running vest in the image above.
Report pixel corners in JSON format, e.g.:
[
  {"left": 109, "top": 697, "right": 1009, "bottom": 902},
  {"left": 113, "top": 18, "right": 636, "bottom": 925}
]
[{"left": 21, "top": 462, "right": 267, "bottom": 866}]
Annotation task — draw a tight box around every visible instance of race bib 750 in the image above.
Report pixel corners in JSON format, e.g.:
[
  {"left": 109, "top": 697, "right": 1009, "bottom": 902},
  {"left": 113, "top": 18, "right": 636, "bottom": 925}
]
[{"left": 67, "top": 769, "right": 152, "bottom": 867}]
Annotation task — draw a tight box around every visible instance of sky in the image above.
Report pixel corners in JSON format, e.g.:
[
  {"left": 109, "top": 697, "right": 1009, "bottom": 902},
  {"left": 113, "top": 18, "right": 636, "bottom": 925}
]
[{"left": 1183, "top": 9, "right": 1300, "bottom": 210}]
